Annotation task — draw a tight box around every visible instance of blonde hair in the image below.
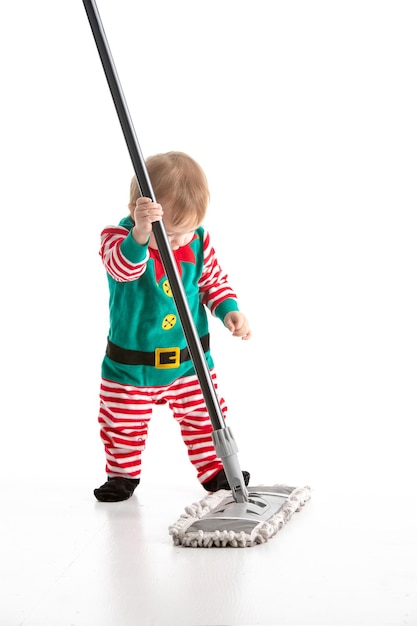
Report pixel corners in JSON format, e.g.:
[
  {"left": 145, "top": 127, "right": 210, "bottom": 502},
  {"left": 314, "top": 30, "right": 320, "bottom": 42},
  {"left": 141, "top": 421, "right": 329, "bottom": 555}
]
[{"left": 129, "top": 151, "right": 209, "bottom": 226}]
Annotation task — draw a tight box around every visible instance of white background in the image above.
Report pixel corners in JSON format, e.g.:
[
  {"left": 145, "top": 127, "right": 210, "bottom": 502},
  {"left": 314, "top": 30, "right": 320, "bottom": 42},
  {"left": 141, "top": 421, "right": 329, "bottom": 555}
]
[{"left": 1, "top": 2, "right": 416, "bottom": 625}]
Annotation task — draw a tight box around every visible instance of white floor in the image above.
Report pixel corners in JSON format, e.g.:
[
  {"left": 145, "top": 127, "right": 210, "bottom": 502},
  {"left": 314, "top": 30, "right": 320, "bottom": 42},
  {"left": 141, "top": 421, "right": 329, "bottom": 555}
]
[{"left": 2, "top": 404, "right": 416, "bottom": 626}]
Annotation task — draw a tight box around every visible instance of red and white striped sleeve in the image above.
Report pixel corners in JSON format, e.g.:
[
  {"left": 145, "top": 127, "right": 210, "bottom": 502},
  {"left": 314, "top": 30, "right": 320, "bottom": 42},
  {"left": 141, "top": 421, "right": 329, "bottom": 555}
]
[
  {"left": 198, "top": 230, "right": 239, "bottom": 317},
  {"left": 100, "top": 226, "right": 148, "bottom": 282}
]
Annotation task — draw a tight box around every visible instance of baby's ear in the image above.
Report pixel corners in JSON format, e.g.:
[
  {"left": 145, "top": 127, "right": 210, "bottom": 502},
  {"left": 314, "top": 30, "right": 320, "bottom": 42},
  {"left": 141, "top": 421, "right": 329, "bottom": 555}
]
[{"left": 128, "top": 203, "right": 135, "bottom": 217}]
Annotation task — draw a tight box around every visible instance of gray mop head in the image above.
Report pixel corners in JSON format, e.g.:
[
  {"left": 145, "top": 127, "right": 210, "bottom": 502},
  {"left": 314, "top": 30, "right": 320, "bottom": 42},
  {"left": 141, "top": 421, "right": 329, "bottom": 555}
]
[{"left": 169, "top": 484, "right": 311, "bottom": 548}]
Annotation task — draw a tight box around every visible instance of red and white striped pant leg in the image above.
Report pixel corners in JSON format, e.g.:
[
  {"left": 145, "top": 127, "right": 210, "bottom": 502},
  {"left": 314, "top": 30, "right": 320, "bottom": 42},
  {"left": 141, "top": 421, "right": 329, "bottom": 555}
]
[
  {"left": 98, "top": 378, "right": 153, "bottom": 479},
  {"left": 166, "top": 371, "right": 226, "bottom": 484}
]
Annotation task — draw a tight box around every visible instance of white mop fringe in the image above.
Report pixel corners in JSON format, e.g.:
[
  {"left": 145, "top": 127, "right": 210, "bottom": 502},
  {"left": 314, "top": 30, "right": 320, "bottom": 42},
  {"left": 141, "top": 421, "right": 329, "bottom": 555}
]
[{"left": 169, "top": 485, "right": 311, "bottom": 548}]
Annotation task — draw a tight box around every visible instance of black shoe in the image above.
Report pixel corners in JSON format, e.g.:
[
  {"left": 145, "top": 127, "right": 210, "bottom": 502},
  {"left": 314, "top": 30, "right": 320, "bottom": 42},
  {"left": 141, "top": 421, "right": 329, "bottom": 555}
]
[
  {"left": 94, "top": 477, "right": 140, "bottom": 502},
  {"left": 202, "top": 469, "right": 250, "bottom": 492}
]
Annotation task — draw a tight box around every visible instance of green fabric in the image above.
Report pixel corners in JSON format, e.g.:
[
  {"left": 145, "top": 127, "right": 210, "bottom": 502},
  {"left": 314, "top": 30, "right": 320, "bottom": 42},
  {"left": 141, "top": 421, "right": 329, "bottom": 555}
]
[{"left": 101, "top": 219, "right": 237, "bottom": 387}]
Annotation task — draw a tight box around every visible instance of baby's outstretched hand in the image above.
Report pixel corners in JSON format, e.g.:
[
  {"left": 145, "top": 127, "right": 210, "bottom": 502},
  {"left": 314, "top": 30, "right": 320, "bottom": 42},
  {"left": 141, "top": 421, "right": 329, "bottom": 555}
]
[{"left": 224, "top": 311, "right": 252, "bottom": 340}]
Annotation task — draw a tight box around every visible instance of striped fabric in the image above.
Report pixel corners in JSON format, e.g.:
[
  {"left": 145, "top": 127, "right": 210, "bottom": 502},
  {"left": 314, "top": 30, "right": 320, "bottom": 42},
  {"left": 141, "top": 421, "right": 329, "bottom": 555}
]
[
  {"left": 100, "top": 226, "right": 148, "bottom": 282},
  {"left": 98, "top": 371, "right": 226, "bottom": 484},
  {"left": 199, "top": 231, "right": 238, "bottom": 313}
]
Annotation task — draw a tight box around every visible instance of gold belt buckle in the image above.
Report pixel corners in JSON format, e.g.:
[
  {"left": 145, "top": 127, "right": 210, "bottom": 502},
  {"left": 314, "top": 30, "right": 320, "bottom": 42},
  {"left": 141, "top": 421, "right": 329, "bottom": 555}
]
[{"left": 155, "top": 347, "right": 180, "bottom": 369}]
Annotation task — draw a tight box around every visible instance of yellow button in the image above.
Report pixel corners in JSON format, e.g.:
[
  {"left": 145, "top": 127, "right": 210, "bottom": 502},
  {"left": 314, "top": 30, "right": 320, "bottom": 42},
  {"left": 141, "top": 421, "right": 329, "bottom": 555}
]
[
  {"left": 162, "top": 280, "right": 172, "bottom": 297},
  {"left": 162, "top": 314, "right": 177, "bottom": 330}
]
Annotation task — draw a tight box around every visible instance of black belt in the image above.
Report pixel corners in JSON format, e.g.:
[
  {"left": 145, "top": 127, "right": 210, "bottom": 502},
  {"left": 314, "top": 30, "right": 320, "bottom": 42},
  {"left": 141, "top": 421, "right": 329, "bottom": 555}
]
[{"left": 106, "top": 334, "right": 210, "bottom": 369}]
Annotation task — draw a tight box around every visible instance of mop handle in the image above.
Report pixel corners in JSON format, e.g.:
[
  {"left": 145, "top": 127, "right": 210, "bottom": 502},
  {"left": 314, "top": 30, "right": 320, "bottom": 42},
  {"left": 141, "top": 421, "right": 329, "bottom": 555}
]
[{"left": 82, "top": 0, "right": 226, "bottom": 431}]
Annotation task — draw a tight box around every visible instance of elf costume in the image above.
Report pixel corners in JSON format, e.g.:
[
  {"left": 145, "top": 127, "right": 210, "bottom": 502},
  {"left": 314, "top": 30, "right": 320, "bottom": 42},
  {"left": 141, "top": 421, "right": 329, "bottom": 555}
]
[{"left": 94, "top": 216, "right": 249, "bottom": 501}]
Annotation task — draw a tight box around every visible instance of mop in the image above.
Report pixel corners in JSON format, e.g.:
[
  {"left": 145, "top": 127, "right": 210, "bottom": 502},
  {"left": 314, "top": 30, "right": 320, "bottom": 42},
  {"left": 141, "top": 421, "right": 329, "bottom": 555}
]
[{"left": 82, "top": 0, "right": 311, "bottom": 548}]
